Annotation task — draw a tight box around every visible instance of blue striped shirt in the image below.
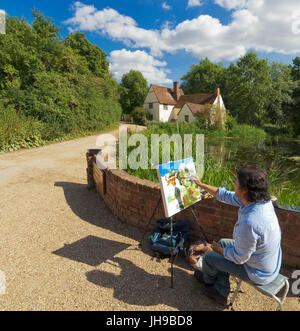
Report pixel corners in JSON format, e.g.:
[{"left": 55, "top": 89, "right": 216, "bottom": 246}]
[{"left": 217, "top": 187, "right": 282, "bottom": 285}]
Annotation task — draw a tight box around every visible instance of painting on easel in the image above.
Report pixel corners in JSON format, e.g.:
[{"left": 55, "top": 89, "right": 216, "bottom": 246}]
[{"left": 157, "top": 158, "right": 202, "bottom": 218}]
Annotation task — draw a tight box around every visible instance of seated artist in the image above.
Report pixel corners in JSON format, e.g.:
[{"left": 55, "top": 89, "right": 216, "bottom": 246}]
[{"left": 193, "top": 165, "right": 282, "bottom": 306}]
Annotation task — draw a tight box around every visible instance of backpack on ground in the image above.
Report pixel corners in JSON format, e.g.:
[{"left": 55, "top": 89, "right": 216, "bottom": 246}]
[{"left": 148, "top": 219, "right": 190, "bottom": 258}]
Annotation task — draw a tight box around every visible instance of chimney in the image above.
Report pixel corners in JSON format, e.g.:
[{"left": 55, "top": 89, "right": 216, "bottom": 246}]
[
  {"left": 215, "top": 87, "right": 221, "bottom": 108},
  {"left": 173, "top": 81, "right": 180, "bottom": 101}
]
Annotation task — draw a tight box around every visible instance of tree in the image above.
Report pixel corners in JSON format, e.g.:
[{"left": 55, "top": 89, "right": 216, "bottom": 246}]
[
  {"left": 288, "top": 57, "right": 300, "bottom": 136},
  {"left": 0, "top": 15, "right": 44, "bottom": 89},
  {"left": 31, "top": 9, "right": 62, "bottom": 72},
  {"left": 180, "top": 57, "right": 226, "bottom": 94},
  {"left": 64, "top": 31, "right": 109, "bottom": 78},
  {"left": 0, "top": 10, "right": 122, "bottom": 150},
  {"left": 195, "top": 104, "right": 226, "bottom": 130},
  {"left": 120, "top": 70, "right": 148, "bottom": 114},
  {"left": 266, "top": 62, "right": 296, "bottom": 126},
  {"left": 225, "top": 51, "right": 272, "bottom": 126}
]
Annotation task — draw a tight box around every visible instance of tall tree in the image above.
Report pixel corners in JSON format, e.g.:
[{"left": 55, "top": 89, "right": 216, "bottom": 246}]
[
  {"left": 120, "top": 70, "right": 148, "bottom": 114},
  {"left": 225, "top": 51, "right": 272, "bottom": 126},
  {"left": 266, "top": 62, "right": 296, "bottom": 126},
  {"left": 180, "top": 57, "right": 226, "bottom": 94},
  {"left": 0, "top": 11, "right": 122, "bottom": 145},
  {"left": 289, "top": 57, "right": 300, "bottom": 136},
  {"left": 64, "top": 31, "right": 109, "bottom": 78}
]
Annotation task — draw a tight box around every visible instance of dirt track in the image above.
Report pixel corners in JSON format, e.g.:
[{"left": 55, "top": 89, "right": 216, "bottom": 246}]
[{"left": 0, "top": 125, "right": 299, "bottom": 311}]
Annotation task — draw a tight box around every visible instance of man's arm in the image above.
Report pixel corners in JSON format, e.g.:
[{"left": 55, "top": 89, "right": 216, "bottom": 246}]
[
  {"left": 193, "top": 179, "right": 219, "bottom": 197},
  {"left": 193, "top": 176, "right": 243, "bottom": 208}
]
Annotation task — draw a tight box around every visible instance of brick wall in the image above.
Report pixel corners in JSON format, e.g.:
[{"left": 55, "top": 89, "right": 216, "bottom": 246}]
[{"left": 87, "top": 151, "right": 300, "bottom": 268}]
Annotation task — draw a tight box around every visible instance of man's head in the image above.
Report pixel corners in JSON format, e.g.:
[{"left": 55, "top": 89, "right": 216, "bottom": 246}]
[{"left": 235, "top": 165, "right": 271, "bottom": 204}]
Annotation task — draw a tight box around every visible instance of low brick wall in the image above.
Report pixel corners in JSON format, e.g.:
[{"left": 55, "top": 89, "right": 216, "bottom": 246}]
[{"left": 87, "top": 151, "right": 300, "bottom": 268}]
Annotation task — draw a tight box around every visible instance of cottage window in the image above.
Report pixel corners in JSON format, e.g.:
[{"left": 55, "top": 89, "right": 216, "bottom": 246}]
[
  {"left": 149, "top": 103, "right": 153, "bottom": 109},
  {"left": 185, "top": 115, "right": 189, "bottom": 122},
  {"left": 163, "top": 104, "right": 168, "bottom": 110}
]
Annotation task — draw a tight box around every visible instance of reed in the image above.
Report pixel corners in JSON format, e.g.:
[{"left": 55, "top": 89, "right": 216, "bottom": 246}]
[{"left": 123, "top": 124, "right": 300, "bottom": 207}]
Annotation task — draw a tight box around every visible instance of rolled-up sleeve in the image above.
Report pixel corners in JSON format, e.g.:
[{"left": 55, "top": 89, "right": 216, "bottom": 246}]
[
  {"left": 217, "top": 187, "right": 244, "bottom": 208},
  {"left": 224, "top": 222, "right": 258, "bottom": 265}
]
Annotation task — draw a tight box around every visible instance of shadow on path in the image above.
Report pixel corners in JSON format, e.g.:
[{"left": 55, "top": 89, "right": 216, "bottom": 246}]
[
  {"left": 53, "top": 235, "right": 131, "bottom": 266},
  {"left": 86, "top": 257, "right": 219, "bottom": 311},
  {"left": 54, "top": 182, "right": 143, "bottom": 242},
  {"left": 53, "top": 181, "right": 220, "bottom": 310}
]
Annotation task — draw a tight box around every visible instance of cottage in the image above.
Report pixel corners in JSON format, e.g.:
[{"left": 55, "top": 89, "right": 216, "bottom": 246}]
[
  {"left": 143, "top": 82, "right": 184, "bottom": 122},
  {"left": 176, "top": 88, "right": 226, "bottom": 124},
  {"left": 143, "top": 82, "right": 226, "bottom": 124}
]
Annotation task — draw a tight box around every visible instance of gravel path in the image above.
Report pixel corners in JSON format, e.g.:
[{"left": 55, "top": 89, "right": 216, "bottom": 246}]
[{"left": 0, "top": 125, "right": 299, "bottom": 311}]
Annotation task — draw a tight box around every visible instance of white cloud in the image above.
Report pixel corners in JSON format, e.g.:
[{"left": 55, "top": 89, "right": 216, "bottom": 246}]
[
  {"left": 187, "top": 0, "right": 203, "bottom": 8},
  {"left": 228, "top": 0, "right": 300, "bottom": 54},
  {"left": 109, "top": 49, "right": 172, "bottom": 85},
  {"left": 160, "top": 14, "right": 245, "bottom": 60},
  {"left": 162, "top": 2, "right": 171, "bottom": 10},
  {"left": 0, "top": 9, "right": 5, "bottom": 34},
  {"left": 161, "top": 20, "right": 175, "bottom": 30},
  {"left": 214, "top": 0, "right": 247, "bottom": 10},
  {"left": 64, "top": 1, "right": 170, "bottom": 57},
  {"left": 65, "top": 0, "right": 300, "bottom": 63}
]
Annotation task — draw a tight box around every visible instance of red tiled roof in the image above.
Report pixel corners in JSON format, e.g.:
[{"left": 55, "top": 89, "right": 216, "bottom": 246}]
[
  {"left": 151, "top": 84, "right": 184, "bottom": 105},
  {"left": 185, "top": 103, "right": 206, "bottom": 115},
  {"left": 174, "top": 93, "right": 217, "bottom": 109}
]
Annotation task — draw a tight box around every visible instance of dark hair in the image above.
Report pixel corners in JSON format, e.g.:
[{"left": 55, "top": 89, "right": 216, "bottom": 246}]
[{"left": 237, "top": 165, "right": 271, "bottom": 203}]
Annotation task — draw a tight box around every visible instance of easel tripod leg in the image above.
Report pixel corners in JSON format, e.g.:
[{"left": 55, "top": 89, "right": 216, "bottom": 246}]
[
  {"left": 139, "top": 196, "right": 161, "bottom": 247},
  {"left": 170, "top": 216, "right": 174, "bottom": 289},
  {"left": 190, "top": 207, "right": 210, "bottom": 243}
]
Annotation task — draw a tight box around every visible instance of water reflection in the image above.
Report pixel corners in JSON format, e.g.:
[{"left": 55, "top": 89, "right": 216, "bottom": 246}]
[{"left": 204, "top": 137, "right": 300, "bottom": 180}]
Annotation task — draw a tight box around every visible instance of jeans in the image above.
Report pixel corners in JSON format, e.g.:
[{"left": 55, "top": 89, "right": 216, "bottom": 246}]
[{"left": 202, "top": 239, "right": 251, "bottom": 298}]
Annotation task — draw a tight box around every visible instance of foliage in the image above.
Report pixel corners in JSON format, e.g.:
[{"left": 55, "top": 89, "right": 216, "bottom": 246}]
[
  {"left": 123, "top": 123, "right": 299, "bottom": 206},
  {"left": 288, "top": 57, "right": 300, "bottom": 137},
  {"left": 266, "top": 62, "right": 296, "bottom": 126},
  {"left": 181, "top": 58, "right": 225, "bottom": 94},
  {"left": 64, "top": 31, "right": 109, "bottom": 78},
  {"left": 225, "top": 115, "right": 237, "bottom": 131},
  {"left": 119, "top": 70, "right": 148, "bottom": 114},
  {"left": 225, "top": 52, "right": 272, "bottom": 126},
  {"left": 145, "top": 120, "right": 266, "bottom": 140},
  {"left": 132, "top": 106, "right": 147, "bottom": 126},
  {"left": 194, "top": 104, "right": 225, "bottom": 130},
  {"left": 181, "top": 51, "right": 299, "bottom": 136},
  {"left": 0, "top": 11, "right": 121, "bottom": 151},
  {"left": 0, "top": 102, "right": 47, "bottom": 151},
  {"left": 228, "top": 124, "right": 267, "bottom": 139}
]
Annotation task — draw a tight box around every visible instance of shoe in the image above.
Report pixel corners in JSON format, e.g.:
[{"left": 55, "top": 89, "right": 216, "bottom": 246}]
[
  {"left": 202, "top": 285, "right": 228, "bottom": 306},
  {"left": 194, "top": 270, "right": 214, "bottom": 286}
]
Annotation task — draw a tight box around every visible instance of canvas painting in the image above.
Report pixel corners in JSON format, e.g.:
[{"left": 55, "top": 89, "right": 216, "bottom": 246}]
[{"left": 157, "top": 158, "right": 202, "bottom": 218}]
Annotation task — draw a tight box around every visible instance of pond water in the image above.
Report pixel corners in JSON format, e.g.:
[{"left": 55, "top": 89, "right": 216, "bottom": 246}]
[
  {"left": 204, "top": 137, "right": 300, "bottom": 175},
  {"left": 204, "top": 136, "right": 300, "bottom": 206}
]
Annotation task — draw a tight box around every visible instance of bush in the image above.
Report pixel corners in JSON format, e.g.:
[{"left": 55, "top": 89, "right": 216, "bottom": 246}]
[
  {"left": 228, "top": 124, "right": 267, "bottom": 139},
  {"left": 132, "top": 107, "right": 147, "bottom": 126},
  {"left": 225, "top": 114, "right": 237, "bottom": 131},
  {"left": 0, "top": 13, "right": 122, "bottom": 152},
  {"left": 0, "top": 104, "right": 46, "bottom": 151}
]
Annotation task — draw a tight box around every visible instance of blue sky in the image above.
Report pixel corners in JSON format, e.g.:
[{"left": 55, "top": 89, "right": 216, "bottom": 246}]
[{"left": 1, "top": 0, "right": 300, "bottom": 87}]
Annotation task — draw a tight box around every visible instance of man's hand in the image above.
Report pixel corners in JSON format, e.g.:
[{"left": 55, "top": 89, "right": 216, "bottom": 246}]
[
  {"left": 193, "top": 178, "right": 203, "bottom": 187},
  {"left": 211, "top": 241, "right": 224, "bottom": 256},
  {"left": 190, "top": 177, "right": 219, "bottom": 198}
]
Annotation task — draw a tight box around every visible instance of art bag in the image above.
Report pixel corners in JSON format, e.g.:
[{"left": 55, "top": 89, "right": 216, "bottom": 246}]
[{"left": 148, "top": 219, "right": 190, "bottom": 258}]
